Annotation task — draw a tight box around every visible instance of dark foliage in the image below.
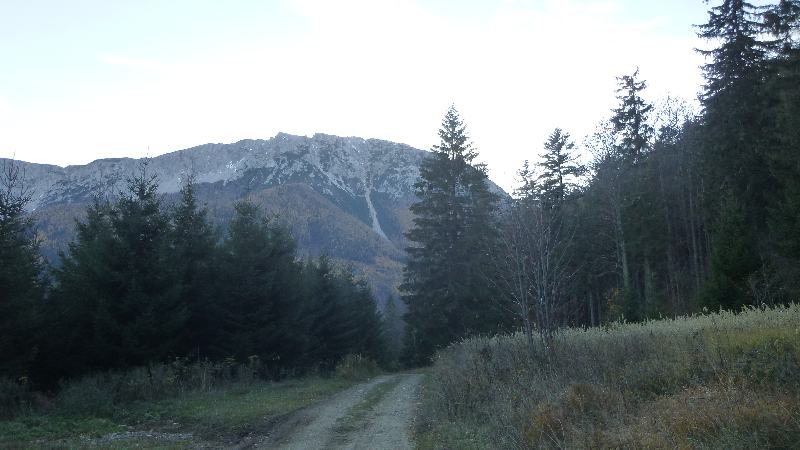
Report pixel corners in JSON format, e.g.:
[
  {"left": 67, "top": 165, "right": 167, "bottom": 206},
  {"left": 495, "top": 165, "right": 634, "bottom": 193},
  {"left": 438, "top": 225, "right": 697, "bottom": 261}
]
[{"left": 401, "top": 106, "right": 511, "bottom": 366}]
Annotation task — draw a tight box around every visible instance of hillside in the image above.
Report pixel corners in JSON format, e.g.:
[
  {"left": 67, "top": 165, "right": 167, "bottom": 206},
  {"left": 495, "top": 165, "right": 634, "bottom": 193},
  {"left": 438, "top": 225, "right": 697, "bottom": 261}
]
[{"left": 8, "top": 132, "right": 486, "bottom": 304}]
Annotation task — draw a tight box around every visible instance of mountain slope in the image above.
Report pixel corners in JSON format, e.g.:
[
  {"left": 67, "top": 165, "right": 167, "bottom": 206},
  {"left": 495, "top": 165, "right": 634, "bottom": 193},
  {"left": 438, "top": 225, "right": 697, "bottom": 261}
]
[{"left": 9, "top": 132, "right": 503, "bottom": 305}]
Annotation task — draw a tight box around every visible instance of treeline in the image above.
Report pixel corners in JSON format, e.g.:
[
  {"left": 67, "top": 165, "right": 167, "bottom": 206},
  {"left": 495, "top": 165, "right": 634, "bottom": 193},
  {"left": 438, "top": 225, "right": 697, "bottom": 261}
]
[
  {"left": 402, "top": 0, "right": 800, "bottom": 364},
  {"left": 1, "top": 166, "right": 386, "bottom": 387}
]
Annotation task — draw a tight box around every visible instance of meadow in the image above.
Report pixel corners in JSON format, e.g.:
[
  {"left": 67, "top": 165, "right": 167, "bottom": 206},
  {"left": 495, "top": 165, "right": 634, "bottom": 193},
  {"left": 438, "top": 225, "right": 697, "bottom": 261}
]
[
  {"left": 416, "top": 304, "right": 800, "bottom": 449},
  {"left": 0, "top": 355, "right": 380, "bottom": 448}
]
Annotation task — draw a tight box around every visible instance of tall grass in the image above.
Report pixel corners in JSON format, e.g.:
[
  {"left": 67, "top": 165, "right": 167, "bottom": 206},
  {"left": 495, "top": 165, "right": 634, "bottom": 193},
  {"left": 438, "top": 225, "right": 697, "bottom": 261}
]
[{"left": 417, "top": 304, "right": 800, "bottom": 449}]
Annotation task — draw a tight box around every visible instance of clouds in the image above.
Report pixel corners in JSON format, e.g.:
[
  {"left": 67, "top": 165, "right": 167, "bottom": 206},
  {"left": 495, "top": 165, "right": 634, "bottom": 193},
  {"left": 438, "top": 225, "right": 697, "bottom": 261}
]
[{"left": 0, "top": 0, "right": 706, "bottom": 190}]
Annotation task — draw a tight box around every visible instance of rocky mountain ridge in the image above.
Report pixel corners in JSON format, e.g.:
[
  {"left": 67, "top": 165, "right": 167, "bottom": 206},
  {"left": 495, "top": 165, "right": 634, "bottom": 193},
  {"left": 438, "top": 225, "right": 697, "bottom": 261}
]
[{"left": 6, "top": 132, "right": 503, "bottom": 304}]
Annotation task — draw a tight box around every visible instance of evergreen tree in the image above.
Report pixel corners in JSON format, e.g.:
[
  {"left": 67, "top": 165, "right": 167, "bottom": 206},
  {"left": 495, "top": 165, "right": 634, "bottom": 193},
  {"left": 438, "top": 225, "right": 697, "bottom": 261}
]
[
  {"left": 44, "top": 199, "right": 115, "bottom": 379},
  {"left": 401, "top": 106, "right": 508, "bottom": 366},
  {"left": 302, "top": 257, "right": 386, "bottom": 369},
  {"left": 338, "top": 269, "right": 386, "bottom": 363},
  {"left": 700, "top": 195, "right": 760, "bottom": 310},
  {"left": 696, "top": 0, "right": 780, "bottom": 307},
  {"left": 218, "top": 199, "right": 305, "bottom": 372},
  {"left": 610, "top": 68, "right": 654, "bottom": 163},
  {"left": 696, "top": 0, "right": 776, "bottom": 226},
  {"left": 106, "top": 167, "right": 186, "bottom": 365},
  {"left": 762, "top": 0, "right": 800, "bottom": 298},
  {"left": 53, "top": 166, "right": 185, "bottom": 374},
  {"left": 382, "top": 296, "right": 405, "bottom": 366},
  {"left": 697, "top": 0, "right": 773, "bottom": 102},
  {"left": 764, "top": 0, "right": 800, "bottom": 55},
  {"left": 170, "top": 176, "right": 222, "bottom": 358},
  {"left": 537, "top": 128, "right": 585, "bottom": 209},
  {"left": 0, "top": 161, "right": 44, "bottom": 379}
]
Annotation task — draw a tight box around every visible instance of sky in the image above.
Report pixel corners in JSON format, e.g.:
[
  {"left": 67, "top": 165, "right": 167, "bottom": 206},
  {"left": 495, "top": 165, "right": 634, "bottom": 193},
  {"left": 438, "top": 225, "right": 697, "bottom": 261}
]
[{"left": 1, "top": 0, "right": 719, "bottom": 190}]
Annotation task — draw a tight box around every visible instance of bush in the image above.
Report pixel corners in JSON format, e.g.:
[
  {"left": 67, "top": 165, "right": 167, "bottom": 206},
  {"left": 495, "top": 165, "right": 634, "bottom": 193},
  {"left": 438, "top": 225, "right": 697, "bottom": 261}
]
[
  {"left": 55, "top": 376, "right": 114, "bottom": 417},
  {"left": 334, "top": 354, "right": 381, "bottom": 381},
  {"left": 0, "top": 357, "right": 267, "bottom": 421},
  {"left": 0, "top": 377, "right": 31, "bottom": 419}
]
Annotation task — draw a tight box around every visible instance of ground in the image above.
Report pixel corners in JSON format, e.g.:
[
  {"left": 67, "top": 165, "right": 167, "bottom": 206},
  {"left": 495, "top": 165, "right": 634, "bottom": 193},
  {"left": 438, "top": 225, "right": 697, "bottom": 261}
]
[
  {"left": 5, "top": 373, "right": 424, "bottom": 449},
  {"left": 254, "top": 373, "right": 422, "bottom": 450}
]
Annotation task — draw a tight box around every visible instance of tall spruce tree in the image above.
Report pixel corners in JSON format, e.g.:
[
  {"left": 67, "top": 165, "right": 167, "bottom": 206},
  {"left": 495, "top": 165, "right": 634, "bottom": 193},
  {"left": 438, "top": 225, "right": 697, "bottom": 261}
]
[
  {"left": 696, "top": 0, "right": 775, "bottom": 308},
  {"left": 696, "top": 0, "right": 776, "bottom": 222},
  {"left": 401, "top": 106, "right": 507, "bottom": 366},
  {"left": 301, "top": 257, "right": 386, "bottom": 369},
  {"left": 700, "top": 195, "right": 760, "bottom": 310},
  {"left": 697, "top": 0, "right": 773, "bottom": 102},
  {"left": 53, "top": 166, "right": 185, "bottom": 374},
  {"left": 45, "top": 199, "right": 115, "bottom": 380},
  {"left": 170, "top": 176, "right": 222, "bottom": 358},
  {"left": 762, "top": 0, "right": 800, "bottom": 299},
  {"left": 0, "top": 161, "right": 44, "bottom": 379},
  {"left": 611, "top": 68, "right": 654, "bottom": 163},
  {"left": 537, "top": 128, "right": 585, "bottom": 209},
  {"left": 218, "top": 200, "right": 305, "bottom": 371}
]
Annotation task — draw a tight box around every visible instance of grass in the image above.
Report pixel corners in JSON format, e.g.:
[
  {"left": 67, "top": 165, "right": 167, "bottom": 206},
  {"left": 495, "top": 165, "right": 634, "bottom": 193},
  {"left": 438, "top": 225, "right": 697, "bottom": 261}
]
[
  {"left": 117, "top": 376, "right": 357, "bottom": 439},
  {"left": 416, "top": 304, "right": 800, "bottom": 449},
  {"left": 0, "top": 416, "right": 125, "bottom": 445},
  {"left": 0, "top": 355, "right": 380, "bottom": 448},
  {"left": 1, "top": 377, "right": 356, "bottom": 448}
]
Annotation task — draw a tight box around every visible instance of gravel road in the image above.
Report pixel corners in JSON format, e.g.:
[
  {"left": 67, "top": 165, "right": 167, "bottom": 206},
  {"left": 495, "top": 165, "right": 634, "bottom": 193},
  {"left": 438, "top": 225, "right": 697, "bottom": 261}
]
[{"left": 256, "top": 373, "right": 423, "bottom": 450}]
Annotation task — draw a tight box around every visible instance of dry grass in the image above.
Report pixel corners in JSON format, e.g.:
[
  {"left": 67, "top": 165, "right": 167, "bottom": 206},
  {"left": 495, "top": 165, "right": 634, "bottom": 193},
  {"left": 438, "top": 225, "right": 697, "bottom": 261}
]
[{"left": 416, "top": 304, "right": 800, "bottom": 449}]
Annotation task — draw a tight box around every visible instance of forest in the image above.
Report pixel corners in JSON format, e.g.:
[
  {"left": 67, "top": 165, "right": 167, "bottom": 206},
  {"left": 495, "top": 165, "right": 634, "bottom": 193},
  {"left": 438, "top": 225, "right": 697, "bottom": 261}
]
[
  {"left": 401, "top": 0, "right": 800, "bottom": 364},
  {"left": 1, "top": 164, "right": 388, "bottom": 390},
  {"left": 1, "top": 0, "right": 798, "bottom": 399}
]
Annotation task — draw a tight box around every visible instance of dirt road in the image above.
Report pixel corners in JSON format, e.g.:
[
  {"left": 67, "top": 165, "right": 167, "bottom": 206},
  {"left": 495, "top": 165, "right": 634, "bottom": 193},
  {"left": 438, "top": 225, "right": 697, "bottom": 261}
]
[{"left": 255, "top": 373, "right": 423, "bottom": 450}]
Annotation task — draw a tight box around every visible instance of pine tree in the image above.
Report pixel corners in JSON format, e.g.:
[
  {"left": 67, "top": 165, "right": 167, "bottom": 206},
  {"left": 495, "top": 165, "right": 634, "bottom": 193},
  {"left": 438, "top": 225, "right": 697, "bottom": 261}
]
[
  {"left": 338, "top": 270, "right": 386, "bottom": 363},
  {"left": 764, "top": 0, "right": 800, "bottom": 55},
  {"left": 695, "top": 1, "right": 779, "bottom": 307},
  {"left": 762, "top": 0, "right": 800, "bottom": 299},
  {"left": 53, "top": 165, "right": 185, "bottom": 374},
  {"left": 45, "top": 199, "right": 115, "bottom": 379},
  {"left": 696, "top": 0, "right": 776, "bottom": 224},
  {"left": 218, "top": 199, "right": 305, "bottom": 372},
  {"left": 610, "top": 68, "right": 654, "bottom": 163},
  {"left": 697, "top": 0, "right": 773, "bottom": 102},
  {"left": 382, "top": 296, "right": 405, "bottom": 366},
  {"left": 0, "top": 161, "right": 44, "bottom": 379},
  {"left": 170, "top": 175, "right": 222, "bottom": 358},
  {"left": 537, "top": 128, "right": 585, "bottom": 209},
  {"left": 107, "top": 167, "right": 186, "bottom": 365},
  {"left": 304, "top": 256, "right": 360, "bottom": 369},
  {"left": 401, "top": 106, "right": 508, "bottom": 366},
  {"left": 700, "top": 195, "right": 760, "bottom": 310}
]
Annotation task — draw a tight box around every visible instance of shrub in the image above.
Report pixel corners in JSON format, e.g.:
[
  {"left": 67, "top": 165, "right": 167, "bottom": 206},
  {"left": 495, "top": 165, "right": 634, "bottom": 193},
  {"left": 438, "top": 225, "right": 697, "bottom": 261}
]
[
  {"left": 0, "top": 377, "right": 31, "bottom": 419},
  {"left": 334, "top": 354, "right": 381, "bottom": 381},
  {"left": 0, "top": 357, "right": 266, "bottom": 421},
  {"left": 55, "top": 375, "right": 115, "bottom": 417}
]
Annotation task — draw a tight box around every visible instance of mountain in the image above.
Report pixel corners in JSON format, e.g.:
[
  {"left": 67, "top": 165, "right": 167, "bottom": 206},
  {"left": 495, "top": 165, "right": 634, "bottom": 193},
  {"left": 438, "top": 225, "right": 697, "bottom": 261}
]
[{"left": 8, "top": 132, "right": 505, "bottom": 306}]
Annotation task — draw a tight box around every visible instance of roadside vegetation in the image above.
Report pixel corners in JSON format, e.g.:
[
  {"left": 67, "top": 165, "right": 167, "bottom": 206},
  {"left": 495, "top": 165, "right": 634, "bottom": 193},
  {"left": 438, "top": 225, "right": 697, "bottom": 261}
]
[
  {"left": 416, "top": 304, "right": 800, "bottom": 449},
  {"left": 0, "top": 354, "right": 381, "bottom": 448}
]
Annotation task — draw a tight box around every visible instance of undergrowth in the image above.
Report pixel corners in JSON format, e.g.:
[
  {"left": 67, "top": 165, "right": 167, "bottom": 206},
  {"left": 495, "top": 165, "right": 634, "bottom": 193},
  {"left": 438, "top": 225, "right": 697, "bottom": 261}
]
[{"left": 417, "top": 304, "right": 800, "bottom": 449}]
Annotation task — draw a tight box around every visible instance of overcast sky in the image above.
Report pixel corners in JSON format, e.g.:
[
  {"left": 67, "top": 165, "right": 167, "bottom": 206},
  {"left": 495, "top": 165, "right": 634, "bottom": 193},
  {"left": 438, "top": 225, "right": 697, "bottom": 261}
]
[{"left": 2, "top": 0, "right": 719, "bottom": 190}]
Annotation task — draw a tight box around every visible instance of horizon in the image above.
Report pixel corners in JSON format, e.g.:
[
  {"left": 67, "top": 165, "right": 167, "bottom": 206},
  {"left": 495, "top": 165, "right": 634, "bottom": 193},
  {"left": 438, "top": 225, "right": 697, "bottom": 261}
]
[{"left": 1, "top": 0, "right": 754, "bottom": 191}]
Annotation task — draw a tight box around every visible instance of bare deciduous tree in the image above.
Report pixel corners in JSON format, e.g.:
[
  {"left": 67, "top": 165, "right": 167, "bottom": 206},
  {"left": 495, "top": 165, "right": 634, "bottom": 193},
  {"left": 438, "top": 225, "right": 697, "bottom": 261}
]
[{"left": 491, "top": 194, "right": 577, "bottom": 357}]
